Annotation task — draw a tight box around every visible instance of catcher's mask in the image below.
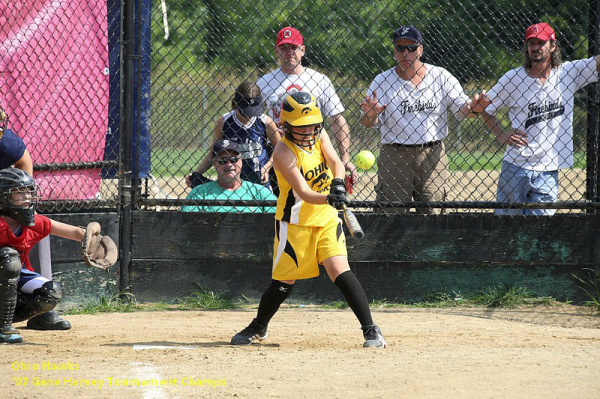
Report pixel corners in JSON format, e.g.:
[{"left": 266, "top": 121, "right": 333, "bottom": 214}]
[
  {"left": 0, "top": 168, "right": 39, "bottom": 226},
  {"left": 281, "top": 91, "right": 323, "bottom": 148},
  {"left": 0, "top": 108, "right": 7, "bottom": 139}
]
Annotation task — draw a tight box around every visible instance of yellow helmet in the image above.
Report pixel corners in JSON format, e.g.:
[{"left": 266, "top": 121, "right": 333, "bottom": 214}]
[{"left": 280, "top": 92, "right": 323, "bottom": 147}]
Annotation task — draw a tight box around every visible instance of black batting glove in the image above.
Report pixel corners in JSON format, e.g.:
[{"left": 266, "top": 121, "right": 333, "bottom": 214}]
[{"left": 326, "top": 178, "right": 348, "bottom": 210}]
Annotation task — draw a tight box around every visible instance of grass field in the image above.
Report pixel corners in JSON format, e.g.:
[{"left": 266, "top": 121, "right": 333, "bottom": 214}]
[{"left": 150, "top": 148, "right": 588, "bottom": 177}]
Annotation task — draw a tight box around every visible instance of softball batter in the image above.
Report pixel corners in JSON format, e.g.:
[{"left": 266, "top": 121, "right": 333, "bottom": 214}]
[{"left": 230, "top": 92, "right": 386, "bottom": 348}]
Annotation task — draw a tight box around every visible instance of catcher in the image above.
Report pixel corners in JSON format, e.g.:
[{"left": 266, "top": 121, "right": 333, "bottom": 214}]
[{"left": 0, "top": 168, "right": 117, "bottom": 344}]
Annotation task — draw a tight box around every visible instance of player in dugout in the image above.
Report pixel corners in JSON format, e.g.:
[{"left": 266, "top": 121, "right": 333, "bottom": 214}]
[{"left": 230, "top": 92, "right": 386, "bottom": 348}]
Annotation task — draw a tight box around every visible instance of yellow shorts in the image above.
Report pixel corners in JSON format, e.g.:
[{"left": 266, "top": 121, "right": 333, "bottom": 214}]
[{"left": 272, "top": 218, "right": 347, "bottom": 280}]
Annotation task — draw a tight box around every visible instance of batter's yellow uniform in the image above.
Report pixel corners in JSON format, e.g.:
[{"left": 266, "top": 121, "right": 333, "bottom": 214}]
[{"left": 272, "top": 136, "right": 347, "bottom": 280}]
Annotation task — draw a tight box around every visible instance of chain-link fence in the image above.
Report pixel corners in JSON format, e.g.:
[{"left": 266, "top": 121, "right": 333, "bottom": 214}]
[
  {"left": 0, "top": 1, "right": 121, "bottom": 212},
  {"left": 1, "top": 1, "right": 598, "bottom": 214}
]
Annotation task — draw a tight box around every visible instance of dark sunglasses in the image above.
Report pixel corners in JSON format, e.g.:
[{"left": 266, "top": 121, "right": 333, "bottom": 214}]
[
  {"left": 395, "top": 44, "right": 420, "bottom": 53},
  {"left": 216, "top": 156, "right": 241, "bottom": 165}
]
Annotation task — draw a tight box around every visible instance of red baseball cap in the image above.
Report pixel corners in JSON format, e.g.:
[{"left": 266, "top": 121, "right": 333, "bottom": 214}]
[
  {"left": 276, "top": 27, "right": 303, "bottom": 47},
  {"left": 525, "top": 23, "right": 556, "bottom": 41}
]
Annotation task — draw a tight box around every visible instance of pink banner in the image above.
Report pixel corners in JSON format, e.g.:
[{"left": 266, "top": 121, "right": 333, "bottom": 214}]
[{"left": 0, "top": 1, "right": 109, "bottom": 200}]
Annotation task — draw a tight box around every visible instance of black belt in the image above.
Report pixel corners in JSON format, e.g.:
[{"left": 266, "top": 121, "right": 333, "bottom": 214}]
[{"left": 386, "top": 140, "right": 442, "bottom": 148}]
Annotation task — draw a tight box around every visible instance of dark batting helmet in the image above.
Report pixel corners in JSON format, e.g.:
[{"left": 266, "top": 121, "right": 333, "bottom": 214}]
[{"left": 0, "top": 168, "right": 39, "bottom": 226}]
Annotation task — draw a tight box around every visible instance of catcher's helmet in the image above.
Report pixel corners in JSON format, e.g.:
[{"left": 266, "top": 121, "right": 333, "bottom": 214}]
[
  {"left": 281, "top": 92, "right": 323, "bottom": 148},
  {"left": 0, "top": 108, "right": 7, "bottom": 138},
  {"left": 0, "top": 168, "right": 39, "bottom": 226}
]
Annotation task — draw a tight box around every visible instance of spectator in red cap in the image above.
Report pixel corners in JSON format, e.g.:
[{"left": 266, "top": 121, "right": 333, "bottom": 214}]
[
  {"left": 257, "top": 26, "right": 358, "bottom": 194},
  {"left": 472, "top": 22, "right": 600, "bottom": 215}
]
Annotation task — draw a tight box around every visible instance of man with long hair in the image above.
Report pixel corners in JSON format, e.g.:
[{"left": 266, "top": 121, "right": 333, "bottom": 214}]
[{"left": 473, "top": 23, "right": 599, "bottom": 215}]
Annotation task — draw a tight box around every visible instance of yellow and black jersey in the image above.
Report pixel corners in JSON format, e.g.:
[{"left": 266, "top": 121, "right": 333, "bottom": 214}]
[{"left": 275, "top": 136, "right": 337, "bottom": 226}]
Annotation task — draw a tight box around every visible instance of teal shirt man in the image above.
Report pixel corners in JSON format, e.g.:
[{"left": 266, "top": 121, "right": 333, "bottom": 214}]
[
  {"left": 182, "top": 180, "right": 276, "bottom": 213},
  {"left": 182, "top": 139, "right": 277, "bottom": 213}
]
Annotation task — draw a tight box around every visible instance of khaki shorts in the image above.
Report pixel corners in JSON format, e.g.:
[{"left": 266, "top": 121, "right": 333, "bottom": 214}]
[
  {"left": 272, "top": 218, "right": 347, "bottom": 280},
  {"left": 376, "top": 142, "right": 448, "bottom": 214}
]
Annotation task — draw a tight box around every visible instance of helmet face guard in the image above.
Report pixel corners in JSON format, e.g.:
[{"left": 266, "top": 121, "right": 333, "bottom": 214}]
[
  {"left": 280, "top": 92, "right": 324, "bottom": 148},
  {"left": 283, "top": 122, "right": 323, "bottom": 148},
  {"left": 0, "top": 168, "right": 39, "bottom": 226},
  {"left": 5, "top": 186, "right": 38, "bottom": 226}
]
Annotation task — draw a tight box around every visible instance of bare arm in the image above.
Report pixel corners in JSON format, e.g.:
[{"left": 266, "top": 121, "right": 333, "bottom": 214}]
[
  {"left": 260, "top": 116, "right": 282, "bottom": 183},
  {"left": 460, "top": 90, "right": 491, "bottom": 119},
  {"left": 320, "top": 130, "right": 345, "bottom": 179},
  {"left": 359, "top": 91, "right": 386, "bottom": 128},
  {"left": 467, "top": 91, "right": 527, "bottom": 147},
  {"left": 14, "top": 150, "right": 33, "bottom": 176},
  {"left": 195, "top": 117, "right": 225, "bottom": 174},
  {"left": 457, "top": 101, "right": 483, "bottom": 119},
  {"left": 272, "top": 141, "right": 328, "bottom": 205},
  {"left": 186, "top": 117, "right": 224, "bottom": 187},
  {"left": 265, "top": 116, "right": 282, "bottom": 146},
  {"left": 329, "top": 114, "right": 350, "bottom": 162},
  {"left": 359, "top": 112, "right": 379, "bottom": 128},
  {"left": 481, "top": 112, "right": 528, "bottom": 147},
  {"left": 50, "top": 219, "right": 85, "bottom": 242},
  {"left": 596, "top": 54, "right": 600, "bottom": 72}
]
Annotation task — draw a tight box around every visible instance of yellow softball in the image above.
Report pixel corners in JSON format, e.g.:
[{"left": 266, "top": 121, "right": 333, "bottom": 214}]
[{"left": 355, "top": 150, "right": 376, "bottom": 170}]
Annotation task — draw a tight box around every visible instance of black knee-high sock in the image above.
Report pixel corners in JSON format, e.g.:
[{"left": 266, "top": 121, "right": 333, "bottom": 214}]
[
  {"left": 255, "top": 280, "right": 294, "bottom": 326},
  {"left": 334, "top": 270, "right": 373, "bottom": 327}
]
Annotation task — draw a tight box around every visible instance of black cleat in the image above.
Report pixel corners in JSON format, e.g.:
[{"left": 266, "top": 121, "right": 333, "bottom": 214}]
[
  {"left": 230, "top": 318, "right": 268, "bottom": 345},
  {"left": 362, "top": 324, "right": 386, "bottom": 348},
  {"left": 27, "top": 311, "right": 71, "bottom": 330}
]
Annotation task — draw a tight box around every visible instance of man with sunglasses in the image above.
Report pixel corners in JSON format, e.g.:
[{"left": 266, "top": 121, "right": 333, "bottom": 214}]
[
  {"left": 182, "top": 139, "right": 276, "bottom": 213},
  {"left": 257, "top": 27, "right": 358, "bottom": 192},
  {"left": 472, "top": 23, "right": 599, "bottom": 215},
  {"left": 360, "top": 26, "right": 479, "bottom": 213}
]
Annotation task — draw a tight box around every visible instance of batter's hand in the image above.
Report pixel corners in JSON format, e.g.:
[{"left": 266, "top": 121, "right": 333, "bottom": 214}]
[
  {"left": 326, "top": 178, "right": 348, "bottom": 210},
  {"left": 360, "top": 91, "right": 387, "bottom": 120},
  {"left": 496, "top": 129, "right": 528, "bottom": 148}
]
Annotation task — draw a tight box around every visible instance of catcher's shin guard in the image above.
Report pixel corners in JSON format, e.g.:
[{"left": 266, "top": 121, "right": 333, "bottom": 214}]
[
  {"left": 0, "top": 247, "right": 21, "bottom": 333},
  {"left": 13, "top": 281, "right": 62, "bottom": 323}
]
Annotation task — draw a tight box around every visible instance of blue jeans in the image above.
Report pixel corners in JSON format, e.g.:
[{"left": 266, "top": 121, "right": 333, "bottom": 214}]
[{"left": 495, "top": 162, "right": 559, "bottom": 216}]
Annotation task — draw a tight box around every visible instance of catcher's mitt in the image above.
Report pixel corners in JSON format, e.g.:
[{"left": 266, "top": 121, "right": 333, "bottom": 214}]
[{"left": 80, "top": 222, "right": 118, "bottom": 270}]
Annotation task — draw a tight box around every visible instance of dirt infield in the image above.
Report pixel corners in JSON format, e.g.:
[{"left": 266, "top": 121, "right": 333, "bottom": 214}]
[{"left": 3, "top": 305, "right": 599, "bottom": 399}]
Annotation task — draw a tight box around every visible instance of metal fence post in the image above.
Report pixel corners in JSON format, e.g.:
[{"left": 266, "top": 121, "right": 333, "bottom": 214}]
[
  {"left": 117, "top": 0, "right": 136, "bottom": 292},
  {"left": 586, "top": 0, "right": 600, "bottom": 212}
]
